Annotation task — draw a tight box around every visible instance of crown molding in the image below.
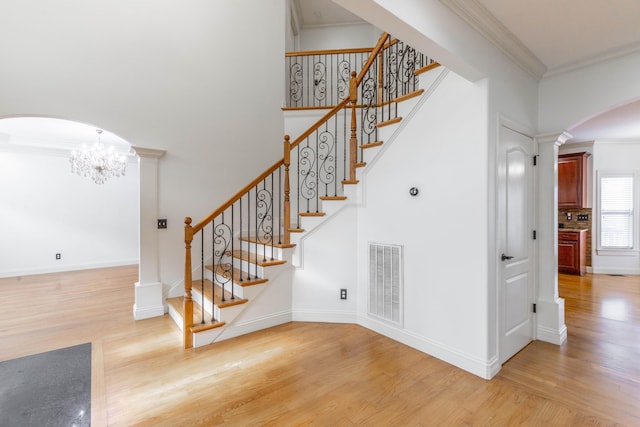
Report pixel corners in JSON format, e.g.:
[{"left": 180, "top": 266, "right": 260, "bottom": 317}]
[
  {"left": 440, "top": 0, "right": 547, "bottom": 80},
  {"left": 132, "top": 146, "right": 166, "bottom": 159},
  {"left": 544, "top": 42, "right": 640, "bottom": 78}
]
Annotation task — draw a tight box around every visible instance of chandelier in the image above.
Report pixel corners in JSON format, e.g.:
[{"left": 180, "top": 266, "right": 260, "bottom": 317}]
[{"left": 70, "top": 129, "right": 127, "bottom": 185}]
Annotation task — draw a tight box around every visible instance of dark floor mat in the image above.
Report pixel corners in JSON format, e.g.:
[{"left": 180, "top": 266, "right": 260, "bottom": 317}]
[{"left": 0, "top": 343, "right": 91, "bottom": 427}]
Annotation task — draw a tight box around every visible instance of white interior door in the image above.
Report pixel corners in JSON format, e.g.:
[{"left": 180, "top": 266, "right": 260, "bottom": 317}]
[{"left": 498, "top": 125, "right": 535, "bottom": 364}]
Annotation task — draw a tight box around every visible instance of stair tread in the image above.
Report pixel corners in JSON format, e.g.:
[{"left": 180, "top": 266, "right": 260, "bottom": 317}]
[
  {"left": 231, "top": 250, "right": 287, "bottom": 267},
  {"left": 239, "top": 236, "right": 296, "bottom": 249},
  {"left": 299, "top": 212, "right": 326, "bottom": 217},
  {"left": 342, "top": 179, "right": 359, "bottom": 185},
  {"left": 290, "top": 228, "right": 305, "bottom": 233},
  {"left": 415, "top": 62, "right": 441, "bottom": 75},
  {"left": 320, "top": 196, "right": 347, "bottom": 201},
  {"left": 376, "top": 117, "right": 402, "bottom": 128},
  {"left": 193, "top": 279, "right": 248, "bottom": 308},
  {"left": 355, "top": 162, "right": 366, "bottom": 169},
  {"left": 393, "top": 89, "right": 424, "bottom": 103},
  {"left": 205, "top": 264, "right": 268, "bottom": 287},
  {"left": 167, "top": 296, "right": 226, "bottom": 332},
  {"left": 361, "top": 141, "right": 383, "bottom": 149}
]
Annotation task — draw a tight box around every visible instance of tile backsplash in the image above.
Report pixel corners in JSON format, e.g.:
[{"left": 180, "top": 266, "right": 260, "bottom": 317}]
[{"left": 558, "top": 207, "right": 592, "bottom": 266}]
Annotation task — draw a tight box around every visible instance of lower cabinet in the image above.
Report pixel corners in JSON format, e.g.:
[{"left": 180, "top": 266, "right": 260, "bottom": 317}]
[{"left": 558, "top": 230, "right": 587, "bottom": 275}]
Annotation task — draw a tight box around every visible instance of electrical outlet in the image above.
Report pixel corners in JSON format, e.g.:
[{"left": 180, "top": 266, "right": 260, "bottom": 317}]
[
  {"left": 158, "top": 219, "right": 167, "bottom": 229},
  {"left": 577, "top": 214, "right": 589, "bottom": 221},
  {"left": 340, "top": 289, "right": 347, "bottom": 300},
  {"left": 55, "top": 253, "right": 61, "bottom": 260}
]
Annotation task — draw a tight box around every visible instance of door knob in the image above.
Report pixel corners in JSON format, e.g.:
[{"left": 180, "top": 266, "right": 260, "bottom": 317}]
[{"left": 501, "top": 254, "right": 514, "bottom": 261}]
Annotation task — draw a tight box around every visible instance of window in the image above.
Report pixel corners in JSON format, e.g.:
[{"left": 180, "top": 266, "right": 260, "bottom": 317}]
[{"left": 598, "top": 173, "right": 634, "bottom": 250}]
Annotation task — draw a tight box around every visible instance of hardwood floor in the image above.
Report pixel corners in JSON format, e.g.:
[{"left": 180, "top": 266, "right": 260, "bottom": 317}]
[{"left": 1, "top": 267, "right": 639, "bottom": 426}]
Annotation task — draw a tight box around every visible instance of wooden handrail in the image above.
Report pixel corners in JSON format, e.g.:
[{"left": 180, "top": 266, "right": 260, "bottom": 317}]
[
  {"left": 285, "top": 46, "right": 373, "bottom": 57},
  {"left": 356, "top": 32, "right": 390, "bottom": 86},
  {"left": 192, "top": 158, "right": 285, "bottom": 234},
  {"left": 193, "top": 33, "right": 391, "bottom": 234},
  {"left": 289, "top": 98, "right": 350, "bottom": 150}
]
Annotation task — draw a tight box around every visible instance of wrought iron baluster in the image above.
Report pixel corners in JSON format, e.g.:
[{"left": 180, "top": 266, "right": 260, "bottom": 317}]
[
  {"left": 246, "top": 191, "right": 251, "bottom": 281},
  {"left": 200, "top": 229, "right": 204, "bottom": 324},
  {"left": 278, "top": 168, "right": 282, "bottom": 245},
  {"left": 239, "top": 197, "right": 243, "bottom": 283},
  {"left": 333, "top": 112, "right": 338, "bottom": 196},
  {"left": 230, "top": 205, "right": 235, "bottom": 301},
  {"left": 270, "top": 173, "right": 275, "bottom": 260}
]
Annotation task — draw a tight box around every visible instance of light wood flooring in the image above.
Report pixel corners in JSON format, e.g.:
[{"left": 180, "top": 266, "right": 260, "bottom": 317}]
[{"left": 1, "top": 266, "right": 639, "bottom": 426}]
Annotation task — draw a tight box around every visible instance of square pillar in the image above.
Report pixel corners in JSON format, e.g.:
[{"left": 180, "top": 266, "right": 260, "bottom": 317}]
[
  {"left": 535, "top": 131, "right": 571, "bottom": 344},
  {"left": 132, "top": 146, "right": 166, "bottom": 320}
]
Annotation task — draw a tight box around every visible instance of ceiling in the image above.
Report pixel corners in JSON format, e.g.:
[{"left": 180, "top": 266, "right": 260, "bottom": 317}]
[
  {"left": 1, "top": 2, "right": 638, "bottom": 147},
  {"left": 0, "top": 117, "right": 131, "bottom": 154},
  {"left": 294, "top": 0, "right": 640, "bottom": 143}
]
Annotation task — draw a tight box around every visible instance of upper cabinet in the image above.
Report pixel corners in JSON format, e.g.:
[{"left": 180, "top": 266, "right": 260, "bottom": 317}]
[{"left": 558, "top": 152, "right": 591, "bottom": 208}]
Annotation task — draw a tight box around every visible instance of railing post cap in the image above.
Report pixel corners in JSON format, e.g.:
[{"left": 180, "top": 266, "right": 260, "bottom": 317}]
[
  {"left": 351, "top": 71, "right": 357, "bottom": 77},
  {"left": 284, "top": 135, "right": 290, "bottom": 141},
  {"left": 185, "top": 217, "right": 192, "bottom": 226}
]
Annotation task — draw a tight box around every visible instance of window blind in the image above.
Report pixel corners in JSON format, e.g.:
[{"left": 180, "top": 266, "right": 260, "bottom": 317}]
[{"left": 600, "top": 175, "right": 634, "bottom": 249}]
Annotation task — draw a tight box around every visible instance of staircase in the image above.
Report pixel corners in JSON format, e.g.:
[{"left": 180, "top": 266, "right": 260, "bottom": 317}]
[{"left": 168, "top": 33, "right": 442, "bottom": 349}]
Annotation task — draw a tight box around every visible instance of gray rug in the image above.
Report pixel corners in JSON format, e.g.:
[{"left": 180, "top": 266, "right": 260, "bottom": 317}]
[{"left": 0, "top": 343, "right": 91, "bottom": 427}]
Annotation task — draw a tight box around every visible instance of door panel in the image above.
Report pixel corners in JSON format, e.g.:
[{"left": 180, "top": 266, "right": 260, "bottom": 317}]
[{"left": 498, "top": 125, "right": 535, "bottom": 364}]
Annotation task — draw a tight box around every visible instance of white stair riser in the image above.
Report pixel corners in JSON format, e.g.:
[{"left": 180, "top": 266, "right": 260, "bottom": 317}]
[
  {"left": 214, "top": 303, "right": 246, "bottom": 323},
  {"left": 168, "top": 305, "right": 184, "bottom": 332},
  {"left": 193, "top": 327, "right": 225, "bottom": 348},
  {"left": 318, "top": 199, "right": 347, "bottom": 215}
]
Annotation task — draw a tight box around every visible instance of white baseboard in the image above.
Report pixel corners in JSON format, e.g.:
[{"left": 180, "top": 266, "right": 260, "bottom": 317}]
[
  {"left": 358, "top": 314, "right": 499, "bottom": 380},
  {"left": 292, "top": 309, "right": 358, "bottom": 324},
  {"left": 537, "top": 324, "right": 567, "bottom": 345},
  {"left": 591, "top": 267, "right": 640, "bottom": 275},
  {"left": 0, "top": 260, "right": 138, "bottom": 278},
  {"left": 216, "top": 311, "right": 292, "bottom": 342},
  {"left": 133, "top": 303, "right": 165, "bottom": 320}
]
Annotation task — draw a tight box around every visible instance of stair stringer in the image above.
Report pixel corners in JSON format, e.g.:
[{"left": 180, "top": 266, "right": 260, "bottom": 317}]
[
  {"left": 183, "top": 261, "right": 293, "bottom": 347},
  {"left": 289, "top": 67, "right": 450, "bottom": 271},
  {"left": 211, "top": 263, "right": 294, "bottom": 343}
]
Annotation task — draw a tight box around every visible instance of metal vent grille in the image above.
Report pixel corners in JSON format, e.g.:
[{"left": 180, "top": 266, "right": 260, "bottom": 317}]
[{"left": 368, "top": 243, "right": 403, "bottom": 326}]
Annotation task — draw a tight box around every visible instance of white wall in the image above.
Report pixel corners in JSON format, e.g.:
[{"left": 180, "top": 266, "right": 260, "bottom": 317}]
[
  {"left": 0, "top": 0, "right": 286, "bottom": 290},
  {"left": 299, "top": 23, "right": 380, "bottom": 51},
  {"left": 292, "top": 206, "right": 358, "bottom": 322},
  {"left": 539, "top": 51, "right": 640, "bottom": 134},
  {"left": 591, "top": 141, "right": 640, "bottom": 274},
  {"left": 0, "top": 149, "right": 138, "bottom": 277},
  {"left": 358, "top": 72, "right": 492, "bottom": 377}
]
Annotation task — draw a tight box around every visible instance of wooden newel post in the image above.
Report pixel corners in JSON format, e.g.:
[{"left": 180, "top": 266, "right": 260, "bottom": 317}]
[
  {"left": 349, "top": 71, "right": 358, "bottom": 182},
  {"left": 283, "top": 135, "right": 291, "bottom": 246},
  {"left": 183, "top": 217, "right": 194, "bottom": 349}
]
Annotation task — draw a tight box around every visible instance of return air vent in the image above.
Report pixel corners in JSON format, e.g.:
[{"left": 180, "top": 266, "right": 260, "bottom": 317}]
[{"left": 368, "top": 243, "right": 403, "bottom": 326}]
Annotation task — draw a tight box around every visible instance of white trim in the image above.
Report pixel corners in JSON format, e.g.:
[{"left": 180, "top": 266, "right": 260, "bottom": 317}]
[
  {"left": 544, "top": 42, "right": 640, "bottom": 78},
  {"left": 358, "top": 314, "right": 501, "bottom": 379},
  {"left": 591, "top": 267, "right": 640, "bottom": 275},
  {"left": 216, "top": 311, "right": 293, "bottom": 341},
  {"left": 595, "top": 171, "right": 637, "bottom": 252},
  {"left": 132, "top": 146, "right": 166, "bottom": 159},
  {"left": 292, "top": 309, "right": 357, "bottom": 324},
  {"left": 133, "top": 303, "right": 165, "bottom": 320},
  {"left": 439, "top": 0, "right": 546, "bottom": 80},
  {"left": 537, "top": 324, "right": 567, "bottom": 346},
  {"left": 0, "top": 260, "right": 138, "bottom": 279}
]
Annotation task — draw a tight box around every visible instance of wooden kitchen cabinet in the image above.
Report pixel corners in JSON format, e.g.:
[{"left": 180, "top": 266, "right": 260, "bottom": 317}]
[
  {"left": 558, "top": 152, "right": 590, "bottom": 208},
  {"left": 558, "top": 230, "right": 587, "bottom": 275}
]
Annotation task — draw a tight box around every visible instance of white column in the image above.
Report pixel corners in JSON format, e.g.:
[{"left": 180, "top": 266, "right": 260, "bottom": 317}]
[
  {"left": 535, "top": 131, "right": 571, "bottom": 344},
  {"left": 132, "top": 146, "right": 166, "bottom": 320}
]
